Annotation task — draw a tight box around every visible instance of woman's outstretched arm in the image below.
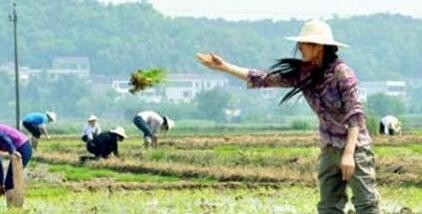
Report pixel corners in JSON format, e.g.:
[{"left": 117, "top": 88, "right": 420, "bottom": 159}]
[{"left": 196, "top": 53, "right": 249, "bottom": 81}]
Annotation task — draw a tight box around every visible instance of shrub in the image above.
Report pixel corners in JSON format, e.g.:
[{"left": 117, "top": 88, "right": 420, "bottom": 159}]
[
  {"left": 290, "top": 119, "right": 312, "bottom": 130},
  {"left": 366, "top": 114, "right": 379, "bottom": 136}
]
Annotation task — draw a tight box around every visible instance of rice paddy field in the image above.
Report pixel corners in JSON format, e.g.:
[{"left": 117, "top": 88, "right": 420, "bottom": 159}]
[{"left": 1, "top": 132, "right": 421, "bottom": 214}]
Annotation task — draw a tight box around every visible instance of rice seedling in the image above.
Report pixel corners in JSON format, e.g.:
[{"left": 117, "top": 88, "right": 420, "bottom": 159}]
[
  {"left": 2, "top": 186, "right": 420, "bottom": 214},
  {"left": 128, "top": 68, "right": 166, "bottom": 94}
]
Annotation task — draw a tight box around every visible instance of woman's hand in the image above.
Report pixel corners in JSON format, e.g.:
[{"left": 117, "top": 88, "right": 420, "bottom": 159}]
[
  {"left": 196, "top": 52, "right": 249, "bottom": 81},
  {"left": 9, "top": 151, "right": 21, "bottom": 161},
  {"left": 341, "top": 126, "right": 359, "bottom": 181},
  {"left": 340, "top": 152, "right": 355, "bottom": 181},
  {"left": 13, "top": 151, "right": 22, "bottom": 158},
  {"left": 196, "top": 53, "right": 228, "bottom": 71}
]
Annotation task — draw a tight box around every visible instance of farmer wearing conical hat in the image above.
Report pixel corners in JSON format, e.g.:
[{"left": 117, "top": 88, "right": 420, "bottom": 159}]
[
  {"left": 22, "top": 111, "right": 57, "bottom": 150},
  {"left": 133, "top": 110, "right": 175, "bottom": 148},
  {"left": 197, "top": 20, "right": 379, "bottom": 213},
  {"left": 81, "top": 115, "right": 101, "bottom": 143},
  {"left": 0, "top": 123, "right": 32, "bottom": 206},
  {"left": 86, "top": 127, "right": 127, "bottom": 159}
]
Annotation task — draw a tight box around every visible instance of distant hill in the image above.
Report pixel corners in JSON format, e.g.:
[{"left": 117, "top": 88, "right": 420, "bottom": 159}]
[{"left": 0, "top": 0, "right": 421, "bottom": 80}]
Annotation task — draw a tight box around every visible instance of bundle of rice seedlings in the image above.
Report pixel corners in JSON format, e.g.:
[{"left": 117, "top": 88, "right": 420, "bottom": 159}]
[{"left": 128, "top": 68, "right": 166, "bottom": 94}]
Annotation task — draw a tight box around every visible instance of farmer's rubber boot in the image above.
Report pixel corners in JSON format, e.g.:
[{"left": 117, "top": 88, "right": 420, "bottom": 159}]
[
  {"left": 0, "top": 186, "right": 5, "bottom": 196},
  {"left": 144, "top": 136, "right": 152, "bottom": 149},
  {"left": 151, "top": 136, "right": 158, "bottom": 148}
]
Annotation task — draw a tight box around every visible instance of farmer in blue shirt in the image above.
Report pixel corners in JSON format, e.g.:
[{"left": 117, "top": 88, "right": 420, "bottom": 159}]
[{"left": 22, "top": 111, "right": 57, "bottom": 150}]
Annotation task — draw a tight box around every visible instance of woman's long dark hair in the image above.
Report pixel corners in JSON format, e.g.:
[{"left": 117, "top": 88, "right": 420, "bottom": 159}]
[{"left": 270, "top": 45, "right": 339, "bottom": 104}]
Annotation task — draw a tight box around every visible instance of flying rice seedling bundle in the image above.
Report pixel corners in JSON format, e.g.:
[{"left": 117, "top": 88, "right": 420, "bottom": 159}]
[{"left": 128, "top": 68, "right": 167, "bottom": 94}]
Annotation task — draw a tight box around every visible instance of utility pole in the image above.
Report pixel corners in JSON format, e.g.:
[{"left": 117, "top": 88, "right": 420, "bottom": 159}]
[{"left": 9, "top": 2, "right": 20, "bottom": 130}]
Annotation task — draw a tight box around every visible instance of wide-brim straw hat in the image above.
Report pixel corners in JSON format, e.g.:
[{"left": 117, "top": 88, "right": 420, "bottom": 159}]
[
  {"left": 285, "top": 19, "right": 348, "bottom": 48},
  {"left": 110, "top": 126, "right": 128, "bottom": 139},
  {"left": 164, "top": 117, "right": 175, "bottom": 130},
  {"left": 46, "top": 111, "right": 57, "bottom": 122},
  {"left": 87, "top": 115, "right": 98, "bottom": 122}
]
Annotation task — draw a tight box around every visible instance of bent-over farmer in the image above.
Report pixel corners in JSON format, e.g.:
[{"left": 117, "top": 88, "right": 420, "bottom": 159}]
[
  {"left": 22, "top": 111, "right": 56, "bottom": 150},
  {"left": 379, "top": 115, "right": 401, "bottom": 136},
  {"left": 133, "top": 110, "right": 175, "bottom": 148},
  {"left": 0, "top": 124, "right": 32, "bottom": 200},
  {"left": 86, "top": 127, "right": 127, "bottom": 159}
]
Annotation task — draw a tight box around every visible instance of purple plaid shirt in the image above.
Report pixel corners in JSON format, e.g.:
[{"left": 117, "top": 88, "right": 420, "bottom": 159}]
[{"left": 247, "top": 59, "right": 372, "bottom": 149}]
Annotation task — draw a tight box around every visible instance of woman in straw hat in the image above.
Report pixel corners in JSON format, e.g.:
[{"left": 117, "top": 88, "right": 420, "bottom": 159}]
[
  {"left": 81, "top": 115, "right": 101, "bottom": 143},
  {"left": 197, "top": 20, "right": 379, "bottom": 213},
  {"left": 86, "top": 127, "right": 127, "bottom": 159}
]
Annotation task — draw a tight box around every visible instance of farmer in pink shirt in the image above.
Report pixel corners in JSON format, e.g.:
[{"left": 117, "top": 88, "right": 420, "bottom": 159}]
[{"left": 0, "top": 124, "right": 32, "bottom": 195}]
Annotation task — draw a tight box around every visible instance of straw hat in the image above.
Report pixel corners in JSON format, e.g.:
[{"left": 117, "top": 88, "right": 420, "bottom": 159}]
[
  {"left": 87, "top": 115, "right": 98, "bottom": 122},
  {"left": 164, "top": 117, "right": 175, "bottom": 130},
  {"left": 46, "top": 111, "right": 57, "bottom": 122},
  {"left": 285, "top": 19, "right": 348, "bottom": 48},
  {"left": 110, "top": 126, "right": 128, "bottom": 139}
]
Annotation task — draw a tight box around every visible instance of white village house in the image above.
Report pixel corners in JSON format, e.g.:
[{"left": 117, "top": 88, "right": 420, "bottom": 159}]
[
  {"left": 358, "top": 81, "right": 406, "bottom": 102},
  {"left": 0, "top": 57, "right": 91, "bottom": 81},
  {"left": 49, "top": 57, "right": 90, "bottom": 79},
  {"left": 164, "top": 73, "right": 229, "bottom": 102}
]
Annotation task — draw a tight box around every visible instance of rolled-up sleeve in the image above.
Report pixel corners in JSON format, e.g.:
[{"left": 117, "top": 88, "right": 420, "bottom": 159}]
[
  {"left": 336, "top": 65, "right": 365, "bottom": 128},
  {"left": 247, "top": 69, "right": 299, "bottom": 88}
]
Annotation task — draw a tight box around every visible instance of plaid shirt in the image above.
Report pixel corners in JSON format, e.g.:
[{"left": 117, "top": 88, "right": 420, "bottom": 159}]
[{"left": 247, "top": 59, "right": 372, "bottom": 149}]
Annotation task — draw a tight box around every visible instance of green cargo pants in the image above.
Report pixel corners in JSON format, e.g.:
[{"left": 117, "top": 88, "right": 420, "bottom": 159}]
[{"left": 317, "top": 145, "right": 380, "bottom": 214}]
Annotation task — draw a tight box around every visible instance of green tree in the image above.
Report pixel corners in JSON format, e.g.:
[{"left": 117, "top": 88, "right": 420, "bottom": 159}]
[
  {"left": 365, "top": 93, "right": 407, "bottom": 117},
  {"left": 195, "top": 88, "right": 232, "bottom": 122},
  {"left": 1, "top": 1, "right": 421, "bottom": 80},
  {"left": 407, "top": 84, "right": 422, "bottom": 113},
  {"left": 21, "top": 74, "right": 90, "bottom": 118},
  {"left": 0, "top": 74, "right": 15, "bottom": 120}
]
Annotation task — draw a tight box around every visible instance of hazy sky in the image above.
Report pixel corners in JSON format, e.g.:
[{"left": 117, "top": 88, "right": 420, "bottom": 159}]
[{"left": 97, "top": 0, "right": 422, "bottom": 20}]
